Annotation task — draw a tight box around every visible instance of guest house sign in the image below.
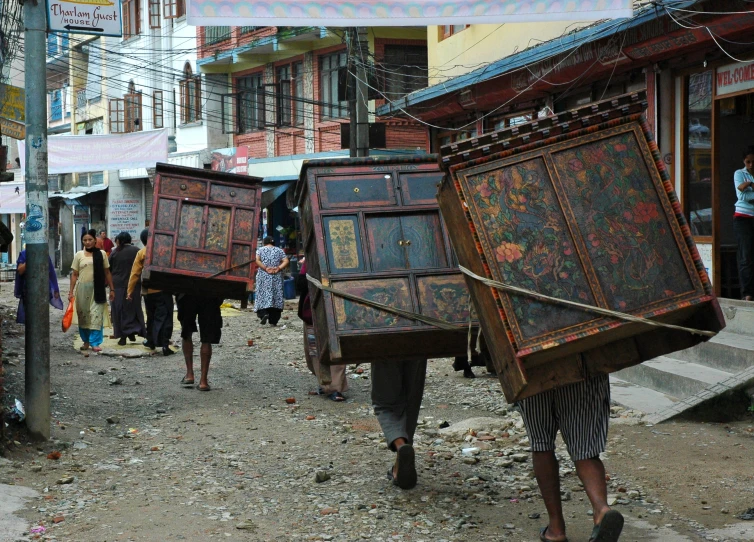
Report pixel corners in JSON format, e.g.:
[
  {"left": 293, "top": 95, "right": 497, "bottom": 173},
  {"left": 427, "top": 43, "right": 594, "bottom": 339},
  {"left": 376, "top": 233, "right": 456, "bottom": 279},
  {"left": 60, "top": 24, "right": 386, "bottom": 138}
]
[
  {"left": 187, "top": 0, "right": 633, "bottom": 27},
  {"left": 47, "top": 0, "right": 122, "bottom": 37}
]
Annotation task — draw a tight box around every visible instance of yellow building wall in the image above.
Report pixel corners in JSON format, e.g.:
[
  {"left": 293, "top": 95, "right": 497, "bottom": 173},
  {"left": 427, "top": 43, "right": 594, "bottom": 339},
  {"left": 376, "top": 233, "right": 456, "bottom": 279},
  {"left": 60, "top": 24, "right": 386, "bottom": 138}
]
[{"left": 428, "top": 23, "right": 589, "bottom": 85}]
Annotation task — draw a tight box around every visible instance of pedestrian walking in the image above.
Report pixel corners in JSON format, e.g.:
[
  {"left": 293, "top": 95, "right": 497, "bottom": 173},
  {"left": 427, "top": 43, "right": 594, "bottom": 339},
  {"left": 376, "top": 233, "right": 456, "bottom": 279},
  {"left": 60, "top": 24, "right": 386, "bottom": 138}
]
[
  {"left": 127, "top": 229, "right": 175, "bottom": 356},
  {"left": 177, "top": 294, "right": 223, "bottom": 391},
  {"left": 372, "top": 359, "right": 427, "bottom": 490},
  {"left": 296, "top": 259, "right": 348, "bottom": 401},
  {"left": 254, "top": 236, "right": 289, "bottom": 326},
  {"left": 69, "top": 229, "right": 115, "bottom": 352},
  {"left": 14, "top": 248, "right": 64, "bottom": 324},
  {"left": 99, "top": 230, "right": 115, "bottom": 256},
  {"left": 110, "top": 232, "right": 145, "bottom": 345},
  {"left": 518, "top": 373, "right": 624, "bottom": 542}
]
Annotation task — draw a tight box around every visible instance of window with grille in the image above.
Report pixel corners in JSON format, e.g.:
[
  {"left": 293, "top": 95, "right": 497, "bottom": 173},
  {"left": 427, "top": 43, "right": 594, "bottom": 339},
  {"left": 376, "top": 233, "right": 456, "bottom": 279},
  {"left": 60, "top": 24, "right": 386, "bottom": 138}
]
[
  {"left": 381, "top": 46, "right": 428, "bottom": 100},
  {"left": 320, "top": 52, "right": 348, "bottom": 120},
  {"left": 237, "top": 73, "right": 264, "bottom": 132},
  {"left": 179, "top": 64, "right": 202, "bottom": 124},
  {"left": 122, "top": 0, "right": 140, "bottom": 38},
  {"left": 148, "top": 0, "right": 160, "bottom": 28},
  {"left": 205, "top": 26, "right": 231, "bottom": 45},
  {"left": 153, "top": 91, "right": 164, "bottom": 128},
  {"left": 163, "top": 0, "right": 184, "bottom": 18},
  {"left": 240, "top": 26, "right": 259, "bottom": 34}
]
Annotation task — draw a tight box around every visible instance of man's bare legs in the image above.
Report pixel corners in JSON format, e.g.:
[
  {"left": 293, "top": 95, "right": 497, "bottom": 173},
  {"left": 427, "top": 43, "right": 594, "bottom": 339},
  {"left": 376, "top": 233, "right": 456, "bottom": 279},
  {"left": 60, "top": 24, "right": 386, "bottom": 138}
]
[
  {"left": 575, "top": 457, "right": 610, "bottom": 525},
  {"left": 182, "top": 338, "right": 212, "bottom": 390},
  {"left": 533, "top": 451, "right": 567, "bottom": 542}
]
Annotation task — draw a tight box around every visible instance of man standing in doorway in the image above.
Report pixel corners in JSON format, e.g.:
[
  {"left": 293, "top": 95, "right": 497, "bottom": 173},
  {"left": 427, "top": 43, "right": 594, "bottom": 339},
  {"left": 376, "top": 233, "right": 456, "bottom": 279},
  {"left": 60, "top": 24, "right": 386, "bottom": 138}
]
[{"left": 518, "top": 373, "right": 623, "bottom": 542}]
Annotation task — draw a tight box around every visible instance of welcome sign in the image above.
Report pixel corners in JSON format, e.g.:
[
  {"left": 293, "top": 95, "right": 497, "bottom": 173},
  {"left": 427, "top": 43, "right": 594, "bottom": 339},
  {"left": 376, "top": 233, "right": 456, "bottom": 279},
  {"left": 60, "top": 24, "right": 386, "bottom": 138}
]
[{"left": 187, "top": 0, "right": 633, "bottom": 27}]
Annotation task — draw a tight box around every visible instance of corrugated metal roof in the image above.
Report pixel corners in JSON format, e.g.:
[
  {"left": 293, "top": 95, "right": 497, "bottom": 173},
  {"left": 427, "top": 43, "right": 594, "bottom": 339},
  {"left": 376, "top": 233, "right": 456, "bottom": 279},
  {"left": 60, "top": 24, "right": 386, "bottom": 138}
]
[{"left": 376, "top": 0, "right": 697, "bottom": 117}]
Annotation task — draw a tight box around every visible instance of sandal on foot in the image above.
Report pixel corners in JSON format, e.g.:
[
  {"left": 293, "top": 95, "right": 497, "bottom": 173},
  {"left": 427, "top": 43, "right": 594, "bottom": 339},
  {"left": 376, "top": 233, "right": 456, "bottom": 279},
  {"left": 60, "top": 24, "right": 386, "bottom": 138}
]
[
  {"left": 589, "top": 510, "right": 624, "bottom": 542},
  {"left": 180, "top": 377, "right": 195, "bottom": 387},
  {"left": 91, "top": 347, "right": 102, "bottom": 353},
  {"left": 328, "top": 391, "right": 345, "bottom": 402},
  {"left": 540, "top": 526, "right": 569, "bottom": 542},
  {"left": 392, "top": 444, "right": 417, "bottom": 490},
  {"left": 197, "top": 384, "right": 211, "bottom": 392},
  {"left": 79, "top": 344, "right": 90, "bottom": 351}
]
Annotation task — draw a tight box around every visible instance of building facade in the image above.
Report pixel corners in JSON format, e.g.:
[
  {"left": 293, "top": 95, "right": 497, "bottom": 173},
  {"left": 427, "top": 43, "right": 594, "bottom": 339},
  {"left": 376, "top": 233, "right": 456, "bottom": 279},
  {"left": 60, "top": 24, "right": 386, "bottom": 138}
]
[{"left": 378, "top": 0, "right": 754, "bottom": 300}]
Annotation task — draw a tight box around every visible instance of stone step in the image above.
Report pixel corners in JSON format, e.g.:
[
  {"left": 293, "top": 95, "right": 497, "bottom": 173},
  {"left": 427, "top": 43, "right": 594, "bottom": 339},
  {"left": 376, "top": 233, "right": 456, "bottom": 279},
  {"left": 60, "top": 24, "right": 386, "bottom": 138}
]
[
  {"left": 669, "top": 331, "right": 754, "bottom": 374},
  {"left": 609, "top": 376, "right": 678, "bottom": 415},
  {"left": 614, "top": 356, "right": 733, "bottom": 399}
]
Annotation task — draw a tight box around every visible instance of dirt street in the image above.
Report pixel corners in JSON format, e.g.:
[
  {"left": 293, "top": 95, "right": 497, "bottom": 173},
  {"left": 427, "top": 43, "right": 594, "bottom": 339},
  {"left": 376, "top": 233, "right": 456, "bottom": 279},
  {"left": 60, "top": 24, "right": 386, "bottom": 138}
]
[{"left": 1, "top": 278, "right": 754, "bottom": 542}]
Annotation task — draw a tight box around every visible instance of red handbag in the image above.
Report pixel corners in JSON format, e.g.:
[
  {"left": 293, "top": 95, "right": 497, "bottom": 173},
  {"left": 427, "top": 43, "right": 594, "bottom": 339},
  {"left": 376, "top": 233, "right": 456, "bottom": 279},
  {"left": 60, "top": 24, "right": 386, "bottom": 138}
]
[{"left": 62, "top": 299, "right": 74, "bottom": 332}]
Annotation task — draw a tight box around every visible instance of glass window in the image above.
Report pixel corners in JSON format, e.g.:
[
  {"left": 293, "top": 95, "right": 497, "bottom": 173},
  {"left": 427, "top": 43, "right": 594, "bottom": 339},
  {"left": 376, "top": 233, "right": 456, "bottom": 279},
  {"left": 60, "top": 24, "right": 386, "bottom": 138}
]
[
  {"left": 237, "top": 73, "right": 264, "bottom": 132},
  {"left": 320, "top": 52, "right": 348, "bottom": 120},
  {"left": 685, "top": 71, "right": 713, "bottom": 237},
  {"left": 382, "top": 46, "right": 428, "bottom": 100}
]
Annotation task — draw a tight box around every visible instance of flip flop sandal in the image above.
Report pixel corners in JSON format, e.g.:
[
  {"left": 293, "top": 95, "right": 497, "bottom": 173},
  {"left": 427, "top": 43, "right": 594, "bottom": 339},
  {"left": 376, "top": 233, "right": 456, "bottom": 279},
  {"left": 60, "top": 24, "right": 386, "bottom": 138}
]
[
  {"left": 393, "top": 444, "right": 417, "bottom": 490},
  {"left": 180, "top": 377, "right": 195, "bottom": 388},
  {"left": 540, "top": 526, "right": 569, "bottom": 542},
  {"left": 91, "top": 347, "right": 103, "bottom": 353},
  {"left": 197, "top": 384, "right": 211, "bottom": 392},
  {"left": 328, "top": 392, "right": 346, "bottom": 402},
  {"left": 79, "top": 344, "right": 89, "bottom": 351},
  {"left": 589, "top": 510, "right": 624, "bottom": 542}
]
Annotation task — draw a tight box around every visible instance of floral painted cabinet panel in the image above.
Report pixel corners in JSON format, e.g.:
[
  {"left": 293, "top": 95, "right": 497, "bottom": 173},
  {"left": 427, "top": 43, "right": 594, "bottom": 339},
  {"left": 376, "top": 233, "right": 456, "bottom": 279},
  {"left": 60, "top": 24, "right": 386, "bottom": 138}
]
[
  {"left": 438, "top": 92, "right": 724, "bottom": 402},
  {"left": 143, "top": 163, "right": 263, "bottom": 300},
  {"left": 297, "top": 156, "right": 475, "bottom": 365}
]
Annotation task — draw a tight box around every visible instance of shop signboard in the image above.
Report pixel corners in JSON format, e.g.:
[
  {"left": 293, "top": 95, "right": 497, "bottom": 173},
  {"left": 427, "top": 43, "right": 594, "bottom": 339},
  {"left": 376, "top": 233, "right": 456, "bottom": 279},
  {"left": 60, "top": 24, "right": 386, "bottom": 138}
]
[
  {"left": 0, "top": 118, "right": 25, "bottom": 140},
  {"left": 716, "top": 61, "right": 754, "bottom": 96},
  {"left": 109, "top": 198, "right": 141, "bottom": 240},
  {"left": 210, "top": 146, "right": 248, "bottom": 175},
  {"left": 47, "top": 0, "right": 123, "bottom": 36},
  {"left": 74, "top": 206, "right": 90, "bottom": 223},
  {"left": 0, "top": 84, "right": 25, "bottom": 122}
]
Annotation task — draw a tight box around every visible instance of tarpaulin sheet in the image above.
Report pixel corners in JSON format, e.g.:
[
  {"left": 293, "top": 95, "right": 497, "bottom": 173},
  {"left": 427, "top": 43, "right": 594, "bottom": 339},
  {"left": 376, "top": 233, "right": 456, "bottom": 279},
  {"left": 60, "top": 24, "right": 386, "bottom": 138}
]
[
  {"left": 187, "top": 0, "right": 633, "bottom": 27},
  {"left": 18, "top": 130, "right": 168, "bottom": 174}
]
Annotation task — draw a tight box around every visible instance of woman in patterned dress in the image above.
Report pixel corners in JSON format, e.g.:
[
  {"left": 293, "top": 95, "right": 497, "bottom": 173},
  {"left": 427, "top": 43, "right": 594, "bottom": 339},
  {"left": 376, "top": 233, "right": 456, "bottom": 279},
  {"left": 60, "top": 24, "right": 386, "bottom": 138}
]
[{"left": 254, "top": 236, "right": 289, "bottom": 325}]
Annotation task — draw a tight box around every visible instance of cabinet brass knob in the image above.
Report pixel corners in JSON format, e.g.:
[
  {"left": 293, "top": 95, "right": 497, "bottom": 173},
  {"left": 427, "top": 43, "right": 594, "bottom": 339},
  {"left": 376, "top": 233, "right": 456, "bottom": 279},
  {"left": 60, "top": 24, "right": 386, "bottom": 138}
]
[
  {"left": 180, "top": 183, "right": 187, "bottom": 190},
  {"left": 230, "top": 191, "right": 236, "bottom": 197},
  {"left": 398, "top": 240, "right": 404, "bottom": 246},
  {"left": 404, "top": 240, "right": 411, "bottom": 246},
  {"left": 353, "top": 187, "right": 360, "bottom": 193}
]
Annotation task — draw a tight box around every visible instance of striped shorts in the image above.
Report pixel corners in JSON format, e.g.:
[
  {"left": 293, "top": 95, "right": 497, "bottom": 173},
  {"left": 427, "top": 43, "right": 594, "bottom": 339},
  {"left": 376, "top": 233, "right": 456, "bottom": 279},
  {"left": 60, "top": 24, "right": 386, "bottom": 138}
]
[{"left": 517, "top": 373, "right": 610, "bottom": 462}]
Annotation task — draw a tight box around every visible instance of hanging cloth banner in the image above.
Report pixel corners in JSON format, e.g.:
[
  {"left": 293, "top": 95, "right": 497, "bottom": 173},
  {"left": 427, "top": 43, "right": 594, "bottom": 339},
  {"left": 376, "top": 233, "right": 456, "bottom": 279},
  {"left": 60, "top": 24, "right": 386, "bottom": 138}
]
[
  {"left": 186, "top": 0, "right": 633, "bottom": 27},
  {"left": 18, "top": 129, "right": 168, "bottom": 174}
]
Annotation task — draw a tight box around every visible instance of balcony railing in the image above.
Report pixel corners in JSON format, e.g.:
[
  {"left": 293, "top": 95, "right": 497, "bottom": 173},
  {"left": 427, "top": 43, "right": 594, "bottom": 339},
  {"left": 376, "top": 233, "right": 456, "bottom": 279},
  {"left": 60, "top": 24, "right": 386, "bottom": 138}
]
[
  {"left": 205, "top": 26, "right": 231, "bottom": 44},
  {"left": 77, "top": 90, "right": 87, "bottom": 108}
]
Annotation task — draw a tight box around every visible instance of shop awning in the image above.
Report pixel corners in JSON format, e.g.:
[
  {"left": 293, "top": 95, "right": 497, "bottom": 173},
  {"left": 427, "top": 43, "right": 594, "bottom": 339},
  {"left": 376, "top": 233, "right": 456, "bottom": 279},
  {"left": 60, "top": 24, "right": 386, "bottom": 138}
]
[
  {"left": 261, "top": 175, "right": 297, "bottom": 208},
  {"left": 48, "top": 184, "right": 108, "bottom": 205}
]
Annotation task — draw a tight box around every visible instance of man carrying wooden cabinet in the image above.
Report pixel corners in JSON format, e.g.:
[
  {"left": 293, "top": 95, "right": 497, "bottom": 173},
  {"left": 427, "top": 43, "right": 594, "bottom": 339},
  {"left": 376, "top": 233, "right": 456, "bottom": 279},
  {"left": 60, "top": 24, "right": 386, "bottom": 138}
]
[
  {"left": 518, "top": 373, "right": 623, "bottom": 542},
  {"left": 371, "top": 359, "right": 427, "bottom": 490}
]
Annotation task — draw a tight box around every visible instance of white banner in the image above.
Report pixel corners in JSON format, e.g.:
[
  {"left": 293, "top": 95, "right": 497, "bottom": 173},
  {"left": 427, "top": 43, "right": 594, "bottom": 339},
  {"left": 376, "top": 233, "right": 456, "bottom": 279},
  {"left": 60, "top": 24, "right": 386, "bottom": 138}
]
[
  {"left": 18, "top": 130, "right": 168, "bottom": 174},
  {"left": 187, "top": 0, "right": 633, "bottom": 26}
]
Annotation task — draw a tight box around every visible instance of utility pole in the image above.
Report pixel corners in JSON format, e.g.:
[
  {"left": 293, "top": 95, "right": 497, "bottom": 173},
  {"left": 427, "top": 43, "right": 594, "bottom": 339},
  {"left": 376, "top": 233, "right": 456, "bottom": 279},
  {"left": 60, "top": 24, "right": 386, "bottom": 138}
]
[
  {"left": 24, "top": 0, "right": 50, "bottom": 440},
  {"left": 348, "top": 27, "right": 369, "bottom": 158}
]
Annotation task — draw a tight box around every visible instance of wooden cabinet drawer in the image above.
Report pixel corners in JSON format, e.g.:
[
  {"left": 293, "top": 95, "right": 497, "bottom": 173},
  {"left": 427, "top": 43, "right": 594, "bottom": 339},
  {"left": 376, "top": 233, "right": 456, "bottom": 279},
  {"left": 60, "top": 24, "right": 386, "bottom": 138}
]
[
  {"left": 209, "top": 183, "right": 256, "bottom": 206},
  {"left": 319, "top": 174, "right": 397, "bottom": 208},
  {"left": 160, "top": 177, "right": 207, "bottom": 199}
]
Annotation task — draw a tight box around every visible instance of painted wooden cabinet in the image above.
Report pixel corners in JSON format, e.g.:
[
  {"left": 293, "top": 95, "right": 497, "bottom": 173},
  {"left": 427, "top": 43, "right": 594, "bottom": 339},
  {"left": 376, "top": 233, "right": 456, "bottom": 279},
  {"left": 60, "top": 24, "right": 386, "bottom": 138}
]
[
  {"left": 297, "top": 156, "right": 473, "bottom": 365},
  {"left": 143, "top": 163, "right": 263, "bottom": 300},
  {"left": 437, "top": 92, "right": 725, "bottom": 402}
]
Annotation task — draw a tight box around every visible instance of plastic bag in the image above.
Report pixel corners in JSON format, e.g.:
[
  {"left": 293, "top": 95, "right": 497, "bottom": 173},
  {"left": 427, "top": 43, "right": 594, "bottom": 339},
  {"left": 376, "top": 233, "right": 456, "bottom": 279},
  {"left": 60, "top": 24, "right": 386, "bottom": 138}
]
[{"left": 62, "top": 298, "right": 74, "bottom": 332}]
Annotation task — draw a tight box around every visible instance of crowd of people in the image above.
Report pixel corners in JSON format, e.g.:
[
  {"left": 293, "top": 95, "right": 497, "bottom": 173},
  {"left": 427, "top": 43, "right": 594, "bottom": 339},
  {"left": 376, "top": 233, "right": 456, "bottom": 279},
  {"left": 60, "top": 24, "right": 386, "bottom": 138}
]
[{"left": 13, "top": 228, "right": 625, "bottom": 542}]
